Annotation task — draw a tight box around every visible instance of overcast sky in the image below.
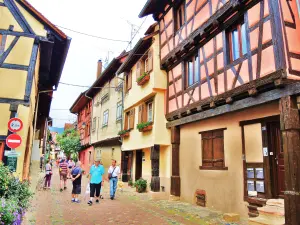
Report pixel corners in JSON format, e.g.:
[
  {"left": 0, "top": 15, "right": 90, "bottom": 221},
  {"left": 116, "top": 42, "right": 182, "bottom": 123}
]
[{"left": 28, "top": 0, "right": 154, "bottom": 127}]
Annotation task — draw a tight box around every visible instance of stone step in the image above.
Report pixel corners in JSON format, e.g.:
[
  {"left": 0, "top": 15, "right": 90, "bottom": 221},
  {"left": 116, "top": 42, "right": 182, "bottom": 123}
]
[
  {"left": 266, "top": 199, "right": 284, "bottom": 208},
  {"left": 258, "top": 205, "right": 284, "bottom": 218},
  {"left": 248, "top": 216, "right": 285, "bottom": 225}
]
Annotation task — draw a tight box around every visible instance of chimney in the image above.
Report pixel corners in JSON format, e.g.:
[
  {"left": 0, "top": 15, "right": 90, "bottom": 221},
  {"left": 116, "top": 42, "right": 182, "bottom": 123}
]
[{"left": 96, "top": 60, "right": 102, "bottom": 79}]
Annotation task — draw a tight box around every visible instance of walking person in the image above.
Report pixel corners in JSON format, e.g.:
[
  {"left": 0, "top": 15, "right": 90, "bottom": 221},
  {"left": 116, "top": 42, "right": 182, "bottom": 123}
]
[
  {"left": 44, "top": 159, "right": 52, "bottom": 189},
  {"left": 87, "top": 159, "right": 104, "bottom": 206},
  {"left": 71, "top": 161, "right": 82, "bottom": 203},
  {"left": 59, "top": 157, "right": 68, "bottom": 192},
  {"left": 108, "top": 160, "right": 120, "bottom": 200},
  {"left": 67, "top": 159, "right": 75, "bottom": 178}
]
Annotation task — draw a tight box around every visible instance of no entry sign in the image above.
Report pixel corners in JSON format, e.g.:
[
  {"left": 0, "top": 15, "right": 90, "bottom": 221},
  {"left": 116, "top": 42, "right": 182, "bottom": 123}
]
[
  {"left": 6, "top": 134, "right": 22, "bottom": 149},
  {"left": 8, "top": 118, "right": 23, "bottom": 133}
]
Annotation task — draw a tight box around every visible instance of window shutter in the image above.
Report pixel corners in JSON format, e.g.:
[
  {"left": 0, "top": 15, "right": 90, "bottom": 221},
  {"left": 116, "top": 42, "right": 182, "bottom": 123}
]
[
  {"left": 124, "top": 113, "right": 128, "bottom": 130},
  {"left": 129, "top": 108, "right": 135, "bottom": 129},
  {"left": 128, "top": 71, "right": 132, "bottom": 90},
  {"left": 136, "top": 61, "right": 141, "bottom": 79},
  {"left": 212, "top": 130, "right": 224, "bottom": 167},
  {"left": 202, "top": 131, "right": 213, "bottom": 167},
  {"left": 138, "top": 105, "right": 142, "bottom": 124},
  {"left": 142, "top": 103, "right": 147, "bottom": 122},
  {"left": 148, "top": 49, "right": 153, "bottom": 72}
]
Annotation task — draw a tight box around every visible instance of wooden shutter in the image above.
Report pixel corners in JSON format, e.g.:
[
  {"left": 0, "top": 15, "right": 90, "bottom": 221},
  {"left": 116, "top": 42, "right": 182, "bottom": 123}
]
[
  {"left": 138, "top": 105, "right": 142, "bottom": 123},
  {"left": 202, "top": 131, "right": 213, "bottom": 167},
  {"left": 212, "top": 130, "right": 224, "bottom": 167},
  {"left": 129, "top": 108, "right": 135, "bottom": 129},
  {"left": 142, "top": 103, "right": 147, "bottom": 122},
  {"left": 124, "top": 112, "right": 128, "bottom": 130},
  {"left": 136, "top": 61, "right": 141, "bottom": 79},
  {"left": 128, "top": 71, "right": 132, "bottom": 90},
  {"left": 148, "top": 49, "right": 153, "bottom": 72}
]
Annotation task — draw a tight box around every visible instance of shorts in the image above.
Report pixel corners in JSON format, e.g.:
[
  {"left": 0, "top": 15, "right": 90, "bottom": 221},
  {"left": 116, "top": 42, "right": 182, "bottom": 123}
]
[
  {"left": 90, "top": 183, "right": 101, "bottom": 197},
  {"left": 60, "top": 173, "right": 67, "bottom": 181},
  {"left": 72, "top": 183, "right": 81, "bottom": 194}
]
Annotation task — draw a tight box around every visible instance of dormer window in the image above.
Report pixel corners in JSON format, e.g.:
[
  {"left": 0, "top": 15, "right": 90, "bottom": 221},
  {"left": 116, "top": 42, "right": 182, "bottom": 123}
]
[{"left": 174, "top": 1, "right": 186, "bottom": 31}]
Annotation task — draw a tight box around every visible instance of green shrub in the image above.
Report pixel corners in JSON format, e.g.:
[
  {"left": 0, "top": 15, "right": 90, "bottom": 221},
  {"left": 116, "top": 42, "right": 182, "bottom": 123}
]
[
  {"left": 0, "top": 198, "right": 19, "bottom": 225},
  {"left": 137, "top": 72, "right": 149, "bottom": 82},
  {"left": 136, "top": 121, "right": 152, "bottom": 130},
  {"left": 135, "top": 178, "right": 147, "bottom": 193},
  {"left": 0, "top": 163, "right": 11, "bottom": 197},
  {"left": 118, "top": 129, "right": 131, "bottom": 135},
  {"left": 128, "top": 179, "right": 133, "bottom": 186}
]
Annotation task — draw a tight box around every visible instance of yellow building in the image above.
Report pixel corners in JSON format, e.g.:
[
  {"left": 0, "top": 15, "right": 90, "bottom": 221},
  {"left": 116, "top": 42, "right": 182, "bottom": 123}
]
[
  {"left": 0, "top": 0, "right": 70, "bottom": 179},
  {"left": 117, "top": 24, "right": 171, "bottom": 197},
  {"left": 89, "top": 53, "right": 128, "bottom": 174}
]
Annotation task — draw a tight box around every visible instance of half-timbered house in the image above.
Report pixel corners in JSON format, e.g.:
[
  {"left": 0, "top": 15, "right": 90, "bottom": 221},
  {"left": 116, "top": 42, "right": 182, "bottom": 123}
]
[
  {"left": 139, "top": 0, "right": 300, "bottom": 222},
  {"left": 0, "top": 0, "right": 70, "bottom": 179},
  {"left": 117, "top": 24, "right": 171, "bottom": 198}
]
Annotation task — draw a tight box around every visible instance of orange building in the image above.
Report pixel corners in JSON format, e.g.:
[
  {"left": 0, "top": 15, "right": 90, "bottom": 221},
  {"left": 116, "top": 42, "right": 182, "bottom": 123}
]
[{"left": 139, "top": 0, "right": 300, "bottom": 223}]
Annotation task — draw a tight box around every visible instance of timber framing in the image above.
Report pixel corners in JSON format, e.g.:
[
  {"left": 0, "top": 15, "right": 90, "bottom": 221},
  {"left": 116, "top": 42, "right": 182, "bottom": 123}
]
[
  {"left": 166, "top": 81, "right": 300, "bottom": 128},
  {"left": 161, "top": 0, "right": 262, "bottom": 69}
]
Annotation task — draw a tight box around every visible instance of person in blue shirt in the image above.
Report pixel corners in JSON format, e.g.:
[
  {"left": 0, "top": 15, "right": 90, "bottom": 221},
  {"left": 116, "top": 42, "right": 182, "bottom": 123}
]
[{"left": 87, "top": 159, "right": 104, "bottom": 206}]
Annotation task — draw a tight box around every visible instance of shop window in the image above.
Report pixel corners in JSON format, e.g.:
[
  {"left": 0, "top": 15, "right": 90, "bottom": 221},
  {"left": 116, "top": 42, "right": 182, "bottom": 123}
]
[
  {"left": 226, "top": 22, "right": 248, "bottom": 63},
  {"left": 174, "top": 1, "right": 186, "bottom": 31},
  {"left": 185, "top": 54, "right": 200, "bottom": 88},
  {"left": 200, "top": 129, "right": 227, "bottom": 170}
]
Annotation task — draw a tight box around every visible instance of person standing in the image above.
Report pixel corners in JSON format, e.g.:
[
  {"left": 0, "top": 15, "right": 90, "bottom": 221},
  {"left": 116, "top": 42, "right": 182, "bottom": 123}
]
[
  {"left": 40, "top": 154, "right": 44, "bottom": 172},
  {"left": 44, "top": 159, "right": 52, "bottom": 189},
  {"left": 67, "top": 159, "right": 75, "bottom": 178},
  {"left": 87, "top": 159, "right": 104, "bottom": 206},
  {"left": 108, "top": 160, "right": 120, "bottom": 200},
  {"left": 59, "top": 158, "right": 68, "bottom": 192},
  {"left": 71, "top": 161, "right": 82, "bottom": 203}
]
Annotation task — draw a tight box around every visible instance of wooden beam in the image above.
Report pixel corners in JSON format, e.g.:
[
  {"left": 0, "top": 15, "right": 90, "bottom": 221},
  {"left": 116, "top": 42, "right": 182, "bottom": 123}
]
[
  {"left": 248, "top": 88, "right": 258, "bottom": 96},
  {"left": 167, "top": 82, "right": 300, "bottom": 128},
  {"left": 279, "top": 96, "right": 300, "bottom": 225},
  {"left": 171, "top": 126, "right": 180, "bottom": 196},
  {"left": 1, "top": 63, "right": 28, "bottom": 71}
]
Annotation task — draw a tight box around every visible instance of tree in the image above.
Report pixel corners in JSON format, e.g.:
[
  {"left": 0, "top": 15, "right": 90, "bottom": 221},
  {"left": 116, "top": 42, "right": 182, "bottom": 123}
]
[{"left": 56, "top": 129, "right": 81, "bottom": 159}]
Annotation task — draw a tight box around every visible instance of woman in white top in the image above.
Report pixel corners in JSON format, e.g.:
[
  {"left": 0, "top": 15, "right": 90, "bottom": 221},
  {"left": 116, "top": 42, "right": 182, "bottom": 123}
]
[
  {"left": 107, "top": 160, "right": 120, "bottom": 200},
  {"left": 44, "top": 159, "right": 52, "bottom": 189}
]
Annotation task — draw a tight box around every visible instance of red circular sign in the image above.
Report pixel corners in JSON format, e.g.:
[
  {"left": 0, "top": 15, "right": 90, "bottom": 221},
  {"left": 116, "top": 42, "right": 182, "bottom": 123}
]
[
  {"left": 6, "top": 134, "right": 22, "bottom": 149},
  {"left": 8, "top": 118, "right": 23, "bottom": 132}
]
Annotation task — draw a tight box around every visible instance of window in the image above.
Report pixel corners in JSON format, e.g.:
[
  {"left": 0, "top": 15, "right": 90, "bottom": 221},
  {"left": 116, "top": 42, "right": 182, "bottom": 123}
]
[
  {"left": 138, "top": 100, "right": 154, "bottom": 124},
  {"left": 136, "top": 49, "right": 153, "bottom": 79},
  {"left": 116, "top": 101, "right": 122, "bottom": 121},
  {"left": 200, "top": 129, "right": 227, "bottom": 170},
  {"left": 185, "top": 54, "right": 200, "bottom": 87},
  {"left": 174, "top": 1, "right": 186, "bottom": 31},
  {"left": 102, "top": 110, "right": 109, "bottom": 127},
  {"left": 92, "top": 117, "right": 96, "bottom": 132},
  {"left": 226, "top": 22, "right": 248, "bottom": 63},
  {"left": 124, "top": 108, "right": 135, "bottom": 130},
  {"left": 297, "top": 0, "right": 300, "bottom": 18},
  {"left": 125, "top": 70, "right": 132, "bottom": 92},
  {"left": 147, "top": 102, "right": 153, "bottom": 122}
]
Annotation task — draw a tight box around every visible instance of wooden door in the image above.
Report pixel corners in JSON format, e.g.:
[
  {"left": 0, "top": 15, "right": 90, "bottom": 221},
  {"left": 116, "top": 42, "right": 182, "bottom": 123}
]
[
  {"left": 121, "top": 151, "right": 133, "bottom": 182},
  {"left": 135, "top": 150, "right": 143, "bottom": 180},
  {"left": 268, "top": 122, "right": 285, "bottom": 198}
]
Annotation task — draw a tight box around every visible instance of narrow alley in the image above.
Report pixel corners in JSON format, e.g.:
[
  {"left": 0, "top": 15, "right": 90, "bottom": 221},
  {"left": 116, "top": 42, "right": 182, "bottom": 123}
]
[{"left": 23, "top": 169, "right": 246, "bottom": 225}]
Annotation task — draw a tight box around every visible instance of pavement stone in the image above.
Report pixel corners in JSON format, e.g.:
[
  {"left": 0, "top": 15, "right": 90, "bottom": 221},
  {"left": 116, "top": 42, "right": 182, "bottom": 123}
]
[{"left": 23, "top": 168, "right": 248, "bottom": 225}]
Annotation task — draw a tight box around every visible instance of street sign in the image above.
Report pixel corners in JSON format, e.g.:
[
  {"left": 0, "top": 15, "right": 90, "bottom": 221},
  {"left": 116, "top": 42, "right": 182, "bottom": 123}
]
[
  {"left": 8, "top": 118, "right": 23, "bottom": 133},
  {"left": 4, "top": 150, "right": 21, "bottom": 157},
  {"left": 6, "top": 134, "right": 22, "bottom": 149},
  {"left": 7, "top": 156, "right": 17, "bottom": 172}
]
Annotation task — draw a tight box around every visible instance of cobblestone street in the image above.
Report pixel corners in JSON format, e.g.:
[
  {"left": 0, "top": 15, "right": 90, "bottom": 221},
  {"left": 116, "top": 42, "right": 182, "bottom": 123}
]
[{"left": 23, "top": 168, "right": 247, "bottom": 225}]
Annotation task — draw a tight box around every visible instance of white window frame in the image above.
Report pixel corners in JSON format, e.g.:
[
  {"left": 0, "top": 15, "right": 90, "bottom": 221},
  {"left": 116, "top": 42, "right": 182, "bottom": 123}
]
[
  {"left": 147, "top": 102, "right": 153, "bottom": 122},
  {"left": 116, "top": 101, "right": 122, "bottom": 121},
  {"left": 102, "top": 110, "right": 109, "bottom": 127}
]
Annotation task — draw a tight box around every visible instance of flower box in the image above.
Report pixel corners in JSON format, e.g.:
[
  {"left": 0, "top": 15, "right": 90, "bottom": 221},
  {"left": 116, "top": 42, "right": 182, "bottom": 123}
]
[
  {"left": 139, "top": 125, "right": 153, "bottom": 132},
  {"left": 118, "top": 129, "right": 131, "bottom": 138},
  {"left": 137, "top": 73, "right": 150, "bottom": 86},
  {"left": 120, "top": 132, "right": 130, "bottom": 138}
]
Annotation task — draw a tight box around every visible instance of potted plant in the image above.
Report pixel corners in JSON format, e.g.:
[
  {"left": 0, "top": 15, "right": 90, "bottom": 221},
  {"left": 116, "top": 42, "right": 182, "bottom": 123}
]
[
  {"left": 118, "top": 129, "right": 131, "bottom": 138},
  {"left": 137, "top": 121, "right": 153, "bottom": 132},
  {"left": 134, "top": 178, "right": 147, "bottom": 193},
  {"left": 137, "top": 72, "right": 150, "bottom": 86},
  {"left": 128, "top": 179, "right": 133, "bottom": 187}
]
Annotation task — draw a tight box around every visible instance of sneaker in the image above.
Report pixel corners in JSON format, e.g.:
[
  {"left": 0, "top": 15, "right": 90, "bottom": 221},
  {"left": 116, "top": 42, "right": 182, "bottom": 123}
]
[
  {"left": 96, "top": 199, "right": 99, "bottom": 203},
  {"left": 110, "top": 197, "right": 114, "bottom": 200},
  {"left": 71, "top": 199, "right": 75, "bottom": 203},
  {"left": 64, "top": 187, "right": 67, "bottom": 190},
  {"left": 75, "top": 200, "right": 80, "bottom": 203},
  {"left": 100, "top": 195, "right": 104, "bottom": 199},
  {"left": 60, "top": 188, "right": 63, "bottom": 192},
  {"left": 87, "top": 200, "right": 92, "bottom": 206}
]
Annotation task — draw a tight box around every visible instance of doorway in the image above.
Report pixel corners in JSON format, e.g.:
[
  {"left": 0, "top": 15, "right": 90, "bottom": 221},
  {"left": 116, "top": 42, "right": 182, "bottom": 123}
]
[
  {"left": 135, "top": 150, "right": 143, "bottom": 181},
  {"left": 121, "top": 151, "right": 133, "bottom": 182},
  {"left": 267, "top": 121, "right": 285, "bottom": 198}
]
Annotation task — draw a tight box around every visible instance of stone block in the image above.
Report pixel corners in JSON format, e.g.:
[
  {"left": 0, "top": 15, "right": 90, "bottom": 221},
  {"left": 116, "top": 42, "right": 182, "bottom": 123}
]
[{"left": 223, "top": 213, "right": 240, "bottom": 222}]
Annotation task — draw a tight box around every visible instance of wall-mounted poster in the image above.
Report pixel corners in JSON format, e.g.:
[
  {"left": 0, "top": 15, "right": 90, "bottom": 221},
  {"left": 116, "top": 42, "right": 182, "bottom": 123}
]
[
  {"left": 247, "top": 168, "right": 254, "bottom": 178},
  {"left": 247, "top": 180, "right": 255, "bottom": 192},
  {"left": 256, "top": 181, "right": 265, "bottom": 193},
  {"left": 256, "top": 168, "right": 264, "bottom": 179},
  {"left": 7, "top": 156, "right": 17, "bottom": 172}
]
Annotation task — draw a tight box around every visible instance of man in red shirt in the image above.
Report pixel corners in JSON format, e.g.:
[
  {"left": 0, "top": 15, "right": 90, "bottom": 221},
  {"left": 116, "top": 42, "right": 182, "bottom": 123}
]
[{"left": 59, "top": 158, "right": 68, "bottom": 192}]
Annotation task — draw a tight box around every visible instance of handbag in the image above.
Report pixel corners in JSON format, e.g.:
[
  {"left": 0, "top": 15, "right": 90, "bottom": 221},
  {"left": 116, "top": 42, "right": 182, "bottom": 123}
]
[{"left": 108, "top": 167, "right": 116, "bottom": 180}]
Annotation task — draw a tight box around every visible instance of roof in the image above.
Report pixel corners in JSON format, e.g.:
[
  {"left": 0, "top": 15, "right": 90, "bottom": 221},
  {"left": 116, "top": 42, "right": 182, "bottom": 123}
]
[
  {"left": 16, "top": 0, "right": 71, "bottom": 89},
  {"left": 85, "top": 51, "right": 129, "bottom": 98},
  {"left": 144, "top": 22, "right": 158, "bottom": 35},
  {"left": 69, "top": 91, "right": 90, "bottom": 114},
  {"left": 138, "top": 0, "right": 170, "bottom": 18},
  {"left": 49, "top": 127, "right": 64, "bottom": 134},
  {"left": 117, "top": 32, "right": 157, "bottom": 75}
]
